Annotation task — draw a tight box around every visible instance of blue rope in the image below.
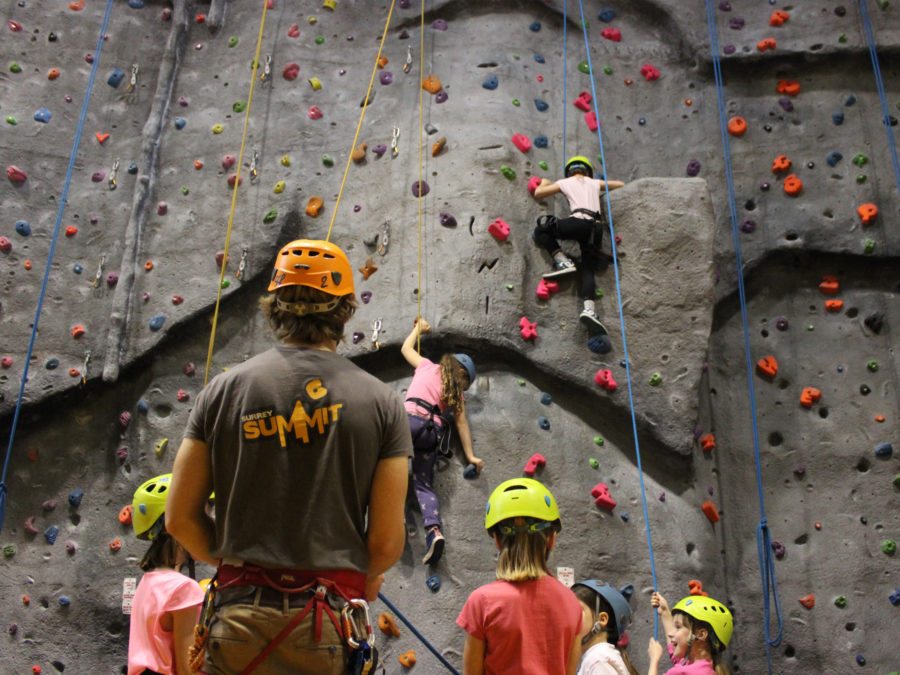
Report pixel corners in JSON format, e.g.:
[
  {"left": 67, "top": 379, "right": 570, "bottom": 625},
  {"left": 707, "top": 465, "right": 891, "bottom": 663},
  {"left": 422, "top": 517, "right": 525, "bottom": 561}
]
[
  {"left": 0, "top": 0, "right": 116, "bottom": 533},
  {"left": 378, "top": 592, "right": 459, "bottom": 674},
  {"left": 575, "top": 0, "right": 659, "bottom": 640},
  {"left": 859, "top": 0, "right": 900, "bottom": 197},
  {"left": 703, "top": 1, "right": 783, "bottom": 669},
  {"left": 561, "top": 0, "right": 568, "bottom": 172}
]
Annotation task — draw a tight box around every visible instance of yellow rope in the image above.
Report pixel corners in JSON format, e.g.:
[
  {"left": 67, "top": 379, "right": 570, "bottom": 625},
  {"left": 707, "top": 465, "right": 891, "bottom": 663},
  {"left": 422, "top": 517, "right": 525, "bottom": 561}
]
[
  {"left": 415, "top": 0, "right": 426, "bottom": 354},
  {"left": 203, "top": 0, "right": 270, "bottom": 385},
  {"left": 325, "top": 0, "right": 398, "bottom": 242}
]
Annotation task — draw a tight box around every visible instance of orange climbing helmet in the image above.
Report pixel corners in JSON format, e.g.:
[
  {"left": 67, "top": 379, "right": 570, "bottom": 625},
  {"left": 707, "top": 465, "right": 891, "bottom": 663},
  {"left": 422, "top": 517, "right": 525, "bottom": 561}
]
[{"left": 268, "top": 239, "right": 355, "bottom": 298}]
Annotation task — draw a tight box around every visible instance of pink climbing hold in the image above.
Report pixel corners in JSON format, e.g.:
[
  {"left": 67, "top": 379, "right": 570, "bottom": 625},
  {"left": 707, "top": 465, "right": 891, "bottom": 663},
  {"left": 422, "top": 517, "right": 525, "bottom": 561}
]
[
  {"left": 640, "top": 64, "right": 661, "bottom": 81},
  {"left": 585, "top": 111, "right": 599, "bottom": 132},
  {"left": 177, "top": 389, "right": 190, "bottom": 402},
  {"left": 157, "top": 201, "right": 168, "bottom": 216},
  {"left": 519, "top": 317, "right": 538, "bottom": 342},
  {"left": 523, "top": 452, "right": 546, "bottom": 477},
  {"left": 7, "top": 165, "right": 27, "bottom": 184},
  {"left": 594, "top": 369, "right": 618, "bottom": 392},
  {"left": 574, "top": 91, "right": 592, "bottom": 112},
  {"left": 535, "top": 278, "right": 560, "bottom": 301},
  {"left": 511, "top": 133, "right": 532, "bottom": 153},
  {"left": 283, "top": 63, "right": 300, "bottom": 81},
  {"left": 222, "top": 154, "right": 236, "bottom": 170},
  {"left": 287, "top": 23, "right": 300, "bottom": 38},
  {"left": 307, "top": 106, "right": 323, "bottom": 120},
  {"left": 527, "top": 175, "right": 542, "bottom": 195},
  {"left": 1, "top": 356, "right": 12, "bottom": 368},
  {"left": 601, "top": 27, "right": 621, "bottom": 42},
  {"left": 591, "top": 482, "right": 617, "bottom": 511},
  {"left": 0, "top": 236, "right": 12, "bottom": 253},
  {"left": 488, "top": 218, "right": 510, "bottom": 241}
]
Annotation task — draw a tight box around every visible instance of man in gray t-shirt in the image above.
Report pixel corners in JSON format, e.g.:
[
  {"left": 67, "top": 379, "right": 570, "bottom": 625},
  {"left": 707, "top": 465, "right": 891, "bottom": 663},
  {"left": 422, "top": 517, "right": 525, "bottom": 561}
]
[{"left": 167, "top": 239, "right": 410, "bottom": 675}]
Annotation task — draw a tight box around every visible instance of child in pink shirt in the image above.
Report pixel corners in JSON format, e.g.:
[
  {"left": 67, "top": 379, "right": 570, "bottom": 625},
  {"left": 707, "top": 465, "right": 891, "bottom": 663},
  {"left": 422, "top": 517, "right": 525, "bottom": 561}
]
[
  {"left": 456, "top": 478, "right": 583, "bottom": 675},
  {"left": 647, "top": 591, "right": 733, "bottom": 675}
]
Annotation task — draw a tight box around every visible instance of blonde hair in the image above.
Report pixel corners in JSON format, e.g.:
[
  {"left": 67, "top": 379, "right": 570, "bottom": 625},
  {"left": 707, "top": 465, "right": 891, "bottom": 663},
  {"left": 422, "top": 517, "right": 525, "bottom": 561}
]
[
  {"left": 439, "top": 354, "right": 467, "bottom": 416},
  {"left": 259, "top": 285, "right": 357, "bottom": 344},
  {"left": 494, "top": 522, "right": 551, "bottom": 582}
]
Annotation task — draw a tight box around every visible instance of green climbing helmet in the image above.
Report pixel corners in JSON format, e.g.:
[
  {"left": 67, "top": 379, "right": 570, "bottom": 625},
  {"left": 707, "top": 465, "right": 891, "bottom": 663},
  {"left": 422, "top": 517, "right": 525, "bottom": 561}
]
[
  {"left": 565, "top": 155, "right": 594, "bottom": 178},
  {"left": 672, "top": 595, "right": 734, "bottom": 650},
  {"left": 132, "top": 474, "right": 172, "bottom": 541},
  {"left": 485, "top": 477, "right": 561, "bottom": 533}
]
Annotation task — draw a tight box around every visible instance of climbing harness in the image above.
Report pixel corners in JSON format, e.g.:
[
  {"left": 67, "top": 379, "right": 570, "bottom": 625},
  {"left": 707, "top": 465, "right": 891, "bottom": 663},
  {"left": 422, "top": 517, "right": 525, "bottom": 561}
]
[
  {"left": 108, "top": 158, "right": 119, "bottom": 190},
  {"left": 704, "top": 2, "right": 783, "bottom": 668},
  {"left": 406, "top": 398, "right": 452, "bottom": 456},
  {"left": 0, "top": 0, "right": 116, "bottom": 533}
]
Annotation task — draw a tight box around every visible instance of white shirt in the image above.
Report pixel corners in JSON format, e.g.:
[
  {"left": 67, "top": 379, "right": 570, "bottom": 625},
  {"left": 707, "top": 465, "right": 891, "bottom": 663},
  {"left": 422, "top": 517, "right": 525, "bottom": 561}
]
[
  {"left": 557, "top": 175, "right": 604, "bottom": 218},
  {"left": 577, "top": 641, "right": 631, "bottom": 675}
]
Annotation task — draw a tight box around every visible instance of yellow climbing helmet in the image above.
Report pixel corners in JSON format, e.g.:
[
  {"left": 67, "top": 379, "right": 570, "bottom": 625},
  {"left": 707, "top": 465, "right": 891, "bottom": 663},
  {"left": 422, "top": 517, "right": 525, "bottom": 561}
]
[
  {"left": 672, "top": 595, "right": 734, "bottom": 650},
  {"left": 132, "top": 474, "right": 172, "bottom": 541},
  {"left": 565, "top": 155, "right": 594, "bottom": 178},
  {"left": 485, "top": 477, "right": 561, "bottom": 533}
]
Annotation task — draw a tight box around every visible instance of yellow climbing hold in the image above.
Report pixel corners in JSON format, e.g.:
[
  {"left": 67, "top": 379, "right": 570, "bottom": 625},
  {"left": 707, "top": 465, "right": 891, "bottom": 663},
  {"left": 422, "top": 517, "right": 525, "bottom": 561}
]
[
  {"left": 308, "top": 76, "right": 322, "bottom": 91},
  {"left": 274, "top": 180, "right": 286, "bottom": 193},
  {"left": 280, "top": 154, "right": 291, "bottom": 167},
  {"left": 155, "top": 438, "right": 169, "bottom": 458},
  {"left": 323, "top": 0, "right": 336, "bottom": 9},
  {"left": 211, "top": 123, "right": 224, "bottom": 134},
  {"left": 307, "top": 15, "right": 317, "bottom": 24}
]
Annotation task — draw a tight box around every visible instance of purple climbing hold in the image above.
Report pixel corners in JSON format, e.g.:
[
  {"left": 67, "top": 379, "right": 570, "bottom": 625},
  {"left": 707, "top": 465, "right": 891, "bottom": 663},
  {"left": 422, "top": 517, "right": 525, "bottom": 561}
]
[
  {"left": 42, "top": 499, "right": 58, "bottom": 512},
  {"left": 435, "top": 90, "right": 448, "bottom": 104},
  {"left": 412, "top": 180, "right": 429, "bottom": 197},
  {"left": 92, "top": 171, "right": 106, "bottom": 183},
  {"left": 353, "top": 205, "right": 362, "bottom": 212},
  {"left": 723, "top": 44, "right": 736, "bottom": 55},
  {"left": 740, "top": 219, "right": 756, "bottom": 234},
  {"left": 44, "top": 525, "right": 60, "bottom": 545},
  {"left": 686, "top": 159, "right": 701, "bottom": 177},
  {"left": 399, "top": 0, "right": 411, "bottom": 8},
  {"left": 119, "top": 411, "right": 132, "bottom": 430},
  {"left": 116, "top": 447, "right": 128, "bottom": 462},
  {"left": 352, "top": 331, "right": 365, "bottom": 344},
  {"left": 439, "top": 213, "right": 457, "bottom": 227},
  {"left": 360, "top": 291, "right": 372, "bottom": 304},
  {"left": 728, "top": 17, "right": 745, "bottom": 29},
  {"left": 776, "top": 316, "right": 789, "bottom": 331},
  {"left": 432, "top": 19, "right": 448, "bottom": 31},
  {"left": 719, "top": 1, "right": 732, "bottom": 10},
  {"left": 771, "top": 540, "right": 786, "bottom": 560},
  {"left": 778, "top": 97, "right": 794, "bottom": 112},
  {"left": 178, "top": 96, "right": 189, "bottom": 107},
  {"left": 379, "top": 71, "right": 393, "bottom": 85},
  {"left": 659, "top": 492, "right": 666, "bottom": 502},
  {"left": 106, "top": 271, "right": 119, "bottom": 287},
  {"left": 8, "top": 624, "right": 17, "bottom": 636},
  {"left": 372, "top": 144, "right": 387, "bottom": 158}
]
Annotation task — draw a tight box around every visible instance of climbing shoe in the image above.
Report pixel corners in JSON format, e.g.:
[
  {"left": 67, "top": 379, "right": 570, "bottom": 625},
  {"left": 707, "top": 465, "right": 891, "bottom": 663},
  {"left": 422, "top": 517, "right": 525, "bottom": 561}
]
[
  {"left": 543, "top": 257, "right": 577, "bottom": 279},
  {"left": 579, "top": 308, "right": 607, "bottom": 334},
  {"left": 422, "top": 527, "right": 445, "bottom": 566}
]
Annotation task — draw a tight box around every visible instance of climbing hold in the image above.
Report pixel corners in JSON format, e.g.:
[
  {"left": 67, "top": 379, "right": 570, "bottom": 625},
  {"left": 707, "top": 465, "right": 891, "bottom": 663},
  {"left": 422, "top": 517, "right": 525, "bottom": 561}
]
[
  {"left": 756, "top": 355, "right": 778, "bottom": 380},
  {"left": 0, "top": 236, "right": 12, "bottom": 253},
  {"left": 44, "top": 525, "right": 60, "bottom": 545},
  {"left": 594, "top": 369, "right": 618, "bottom": 392},
  {"left": 771, "top": 541, "right": 785, "bottom": 560},
  {"left": 601, "top": 27, "right": 621, "bottom": 41},
  {"left": 591, "top": 483, "right": 617, "bottom": 512},
  {"left": 818, "top": 276, "right": 840, "bottom": 295},
  {"left": 107, "top": 68, "right": 125, "bottom": 88},
  {"left": 149, "top": 314, "right": 166, "bottom": 332},
  {"left": 349, "top": 142, "right": 367, "bottom": 164},
  {"left": 776, "top": 80, "right": 800, "bottom": 96},
  {"left": 875, "top": 442, "right": 892, "bottom": 458},
  {"left": 435, "top": 90, "right": 449, "bottom": 104},
  {"left": 378, "top": 612, "right": 401, "bottom": 637},
  {"left": 825, "top": 151, "right": 843, "bottom": 167},
  {"left": 7, "top": 165, "right": 28, "bottom": 184},
  {"left": 360, "top": 291, "right": 372, "bottom": 304},
  {"left": 783, "top": 174, "right": 803, "bottom": 196},
  {"left": 422, "top": 74, "right": 442, "bottom": 94},
  {"left": 770, "top": 9, "right": 790, "bottom": 25},
  {"left": 800, "top": 387, "right": 822, "bottom": 408},
  {"left": 519, "top": 317, "right": 538, "bottom": 342},
  {"left": 584, "top": 111, "right": 599, "bottom": 132},
  {"left": 109, "top": 537, "right": 122, "bottom": 552},
  {"left": 511, "top": 133, "right": 531, "bottom": 153},
  {"left": 589, "top": 458, "right": 600, "bottom": 470},
  {"left": 398, "top": 651, "right": 417, "bottom": 669},
  {"left": 686, "top": 159, "right": 701, "bottom": 177},
  {"left": 14, "top": 220, "right": 31, "bottom": 237},
  {"left": 687, "top": 580, "right": 708, "bottom": 597},
  {"left": 273, "top": 180, "right": 285, "bottom": 194},
  {"left": 523, "top": 453, "right": 546, "bottom": 476},
  {"left": 529, "top": 21, "right": 541, "bottom": 32},
  {"left": 700, "top": 433, "right": 716, "bottom": 453},
  {"left": 68, "top": 489, "right": 84, "bottom": 508},
  {"left": 649, "top": 372, "right": 663, "bottom": 387},
  {"left": 463, "top": 463, "right": 478, "bottom": 480},
  {"left": 640, "top": 64, "right": 660, "bottom": 81},
  {"left": 45, "top": 358, "right": 60, "bottom": 370},
  {"left": 832, "top": 112, "right": 845, "bottom": 126},
  {"left": 881, "top": 539, "right": 896, "bottom": 555},
  {"left": 701, "top": 500, "right": 720, "bottom": 524},
  {"left": 535, "top": 278, "right": 560, "bottom": 301},
  {"left": 857, "top": 203, "right": 878, "bottom": 225},
  {"left": 426, "top": 575, "right": 441, "bottom": 592},
  {"left": 482, "top": 74, "right": 499, "bottom": 90},
  {"left": 118, "top": 505, "right": 133, "bottom": 526},
  {"left": 263, "top": 208, "right": 278, "bottom": 224},
  {"left": 890, "top": 589, "right": 900, "bottom": 606},
  {"left": 488, "top": 218, "right": 510, "bottom": 241},
  {"left": 527, "top": 176, "right": 543, "bottom": 195},
  {"left": 411, "top": 180, "right": 429, "bottom": 197},
  {"left": 439, "top": 213, "right": 457, "bottom": 227},
  {"left": 4, "top": 544, "right": 16, "bottom": 558},
  {"left": 282, "top": 63, "right": 300, "bottom": 81},
  {"left": 308, "top": 76, "right": 322, "bottom": 91},
  {"left": 587, "top": 334, "right": 612, "bottom": 354},
  {"left": 573, "top": 94, "right": 592, "bottom": 117},
  {"left": 305, "top": 196, "right": 324, "bottom": 217},
  {"left": 798, "top": 594, "right": 815, "bottom": 609},
  {"left": 756, "top": 37, "right": 777, "bottom": 52},
  {"left": 727, "top": 116, "right": 747, "bottom": 136},
  {"left": 65, "top": 225, "right": 79, "bottom": 237},
  {"left": 824, "top": 299, "right": 843, "bottom": 312},
  {"left": 533, "top": 135, "right": 548, "bottom": 149},
  {"left": 499, "top": 165, "right": 516, "bottom": 180},
  {"left": 598, "top": 8, "right": 616, "bottom": 22},
  {"left": 359, "top": 258, "right": 378, "bottom": 280},
  {"left": 70, "top": 323, "right": 87, "bottom": 338},
  {"left": 538, "top": 160, "right": 549, "bottom": 170},
  {"left": 534, "top": 98, "right": 549, "bottom": 112},
  {"left": 771, "top": 155, "right": 792, "bottom": 173},
  {"left": 155, "top": 438, "right": 170, "bottom": 458}
]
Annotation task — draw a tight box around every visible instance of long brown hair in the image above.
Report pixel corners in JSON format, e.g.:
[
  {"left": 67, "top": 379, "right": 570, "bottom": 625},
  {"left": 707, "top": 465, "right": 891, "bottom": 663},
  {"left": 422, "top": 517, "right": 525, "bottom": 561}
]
[
  {"left": 439, "top": 354, "right": 468, "bottom": 416},
  {"left": 677, "top": 613, "right": 731, "bottom": 675},
  {"left": 259, "top": 285, "right": 357, "bottom": 344},
  {"left": 140, "top": 531, "right": 188, "bottom": 573},
  {"left": 572, "top": 585, "right": 639, "bottom": 675}
]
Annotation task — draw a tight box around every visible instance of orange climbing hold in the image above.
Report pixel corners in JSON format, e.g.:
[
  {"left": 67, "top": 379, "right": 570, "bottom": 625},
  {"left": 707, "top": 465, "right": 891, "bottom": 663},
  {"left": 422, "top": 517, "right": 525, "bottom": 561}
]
[
  {"left": 857, "top": 202, "right": 878, "bottom": 225},
  {"left": 144, "top": 260, "right": 154, "bottom": 271},
  {"left": 800, "top": 387, "right": 822, "bottom": 408},
  {"left": 68, "top": 368, "right": 80, "bottom": 378},
  {"left": 398, "top": 650, "right": 417, "bottom": 669},
  {"left": 824, "top": 299, "right": 844, "bottom": 312},
  {"left": 422, "top": 74, "right": 442, "bottom": 94},
  {"left": 875, "top": 414, "right": 886, "bottom": 423},
  {"left": 351, "top": 142, "right": 367, "bottom": 163},
  {"left": 817, "top": 275, "right": 840, "bottom": 295},
  {"left": 109, "top": 537, "right": 123, "bottom": 552},
  {"left": 776, "top": 79, "right": 800, "bottom": 96},
  {"left": 727, "top": 116, "right": 747, "bottom": 137},
  {"left": 701, "top": 500, "right": 719, "bottom": 524},
  {"left": 783, "top": 174, "right": 803, "bottom": 196},
  {"left": 70, "top": 324, "right": 86, "bottom": 339},
  {"left": 305, "top": 196, "right": 324, "bottom": 217},
  {"left": 377, "top": 612, "right": 401, "bottom": 637},
  {"left": 756, "top": 38, "right": 777, "bottom": 52},
  {"left": 23, "top": 259, "right": 32, "bottom": 271},
  {"left": 359, "top": 257, "right": 378, "bottom": 280},
  {"left": 756, "top": 355, "right": 778, "bottom": 380},
  {"left": 769, "top": 10, "right": 790, "bottom": 26},
  {"left": 377, "top": 55, "right": 389, "bottom": 69},
  {"left": 699, "top": 433, "right": 716, "bottom": 453},
  {"left": 96, "top": 132, "right": 110, "bottom": 144},
  {"left": 47, "top": 68, "right": 61, "bottom": 80},
  {"left": 431, "top": 136, "right": 447, "bottom": 157},
  {"left": 118, "top": 504, "right": 133, "bottom": 526},
  {"left": 771, "top": 155, "right": 792, "bottom": 173},
  {"left": 193, "top": 160, "right": 204, "bottom": 170},
  {"left": 799, "top": 594, "right": 815, "bottom": 609},
  {"left": 688, "top": 579, "right": 709, "bottom": 597}
]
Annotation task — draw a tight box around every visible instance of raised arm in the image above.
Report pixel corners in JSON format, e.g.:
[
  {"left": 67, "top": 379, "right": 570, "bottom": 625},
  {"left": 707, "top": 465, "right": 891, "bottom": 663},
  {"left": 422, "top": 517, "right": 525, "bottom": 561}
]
[
  {"left": 533, "top": 178, "right": 562, "bottom": 200},
  {"left": 400, "top": 318, "right": 431, "bottom": 369},
  {"left": 651, "top": 591, "right": 675, "bottom": 637},
  {"left": 166, "top": 437, "right": 216, "bottom": 565}
]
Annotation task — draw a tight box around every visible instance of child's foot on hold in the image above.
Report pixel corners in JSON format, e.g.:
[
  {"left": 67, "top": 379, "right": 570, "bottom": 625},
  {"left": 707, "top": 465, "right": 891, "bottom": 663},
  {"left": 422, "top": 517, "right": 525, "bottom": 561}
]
[
  {"left": 543, "top": 254, "right": 576, "bottom": 279},
  {"left": 579, "top": 307, "right": 607, "bottom": 334},
  {"left": 422, "top": 526, "right": 445, "bottom": 566}
]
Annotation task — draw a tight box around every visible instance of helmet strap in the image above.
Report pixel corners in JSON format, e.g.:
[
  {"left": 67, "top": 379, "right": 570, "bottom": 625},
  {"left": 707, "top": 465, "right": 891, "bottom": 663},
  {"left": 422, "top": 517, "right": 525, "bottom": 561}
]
[{"left": 276, "top": 297, "right": 340, "bottom": 316}]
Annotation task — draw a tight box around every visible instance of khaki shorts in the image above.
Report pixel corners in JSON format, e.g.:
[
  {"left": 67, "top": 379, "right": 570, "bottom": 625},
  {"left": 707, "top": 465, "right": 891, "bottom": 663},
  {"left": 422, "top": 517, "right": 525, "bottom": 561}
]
[{"left": 203, "top": 588, "right": 347, "bottom": 675}]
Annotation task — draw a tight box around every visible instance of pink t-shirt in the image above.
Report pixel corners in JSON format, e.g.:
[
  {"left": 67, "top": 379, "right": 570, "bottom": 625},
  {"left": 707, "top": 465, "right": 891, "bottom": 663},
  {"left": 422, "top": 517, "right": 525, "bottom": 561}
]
[
  {"left": 404, "top": 358, "right": 446, "bottom": 417},
  {"left": 557, "top": 175, "right": 603, "bottom": 217},
  {"left": 456, "top": 575, "right": 583, "bottom": 675},
  {"left": 664, "top": 643, "right": 716, "bottom": 675},
  {"left": 127, "top": 569, "right": 204, "bottom": 675}
]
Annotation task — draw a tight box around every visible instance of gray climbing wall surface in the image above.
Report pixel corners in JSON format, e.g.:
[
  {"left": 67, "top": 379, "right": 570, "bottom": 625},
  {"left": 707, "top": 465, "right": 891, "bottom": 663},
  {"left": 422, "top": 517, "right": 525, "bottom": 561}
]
[{"left": 0, "top": 0, "right": 897, "bottom": 673}]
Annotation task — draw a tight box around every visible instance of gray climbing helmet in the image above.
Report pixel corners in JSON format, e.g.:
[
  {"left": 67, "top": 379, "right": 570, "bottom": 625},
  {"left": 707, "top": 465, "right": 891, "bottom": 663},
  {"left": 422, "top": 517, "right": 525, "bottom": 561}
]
[
  {"left": 453, "top": 353, "right": 476, "bottom": 385},
  {"left": 572, "top": 580, "right": 633, "bottom": 636}
]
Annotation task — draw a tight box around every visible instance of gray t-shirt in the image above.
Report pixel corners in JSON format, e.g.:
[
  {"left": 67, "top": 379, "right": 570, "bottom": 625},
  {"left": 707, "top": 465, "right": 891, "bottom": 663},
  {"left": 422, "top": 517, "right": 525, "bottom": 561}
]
[{"left": 184, "top": 346, "right": 412, "bottom": 572}]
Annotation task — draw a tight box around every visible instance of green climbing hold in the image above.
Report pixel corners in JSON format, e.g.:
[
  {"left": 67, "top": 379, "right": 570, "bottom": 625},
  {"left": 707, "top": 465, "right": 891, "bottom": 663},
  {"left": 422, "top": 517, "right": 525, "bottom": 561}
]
[
  {"left": 876, "top": 0, "right": 888, "bottom": 9},
  {"left": 589, "top": 458, "right": 600, "bottom": 470},
  {"left": 505, "top": 284, "right": 514, "bottom": 291},
  {"left": 594, "top": 288, "right": 604, "bottom": 299},
  {"left": 649, "top": 372, "right": 663, "bottom": 387},
  {"left": 228, "top": 36, "right": 239, "bottom": 48},
  {"left": 894, "top": 474, "right": 900, "bottom": 488},
  {"left": 856, "top": 174, "right": 867, "bottom": 184},
  {"left": 852, "top": 153, "right": 868, "bottom": 167},
  {"left": 500, "top": 165, "right": 516, "bottom": 180},
  {"left": 221, "top": 279, "right": 230, "bottom": 289},
  {"left": 322, "top": 154, "right": 334, "bottom": 167},
  {"left": 881, "top": 539, "right": 897, "bottom": 555},
  {"left": 807, "top": 324, "right": 815, "bottom": 331},
  {"left": 233, "top": 101, "right": 247, "bottom": 113},
  {"left": 578, "top": 60, "right": 590, "bottom": 74},
  {"left": 838, "top": 33, "right": 848, "bottom": 44},
  {"left": 834, "top": 595, "right": 847, "bottom": 608},
  {"left": 867, "top": 360, "right": 879, "bottom": 372},
  {"left": 593, "top": 435, "right": 604, "bottom": 446},
  {"left": 603, "top": 65, "right": 613, "bottom": 75},
  {"left": 10, "top": 63, "right": 22, "bottom": 74},
  {"left": 181, "top": 186, "right": 190, "bottom": 196},
  {"left": 864, "top": 239, "right": 876, "bottom": 254},
  {"left": 3, "top": 544, "right": 15, "bottom": 558},
  {"left": 517, "top": 379, "right": 526, "bottom": 386},
  {"left": 315, "top": 35, "right": 325, "bottom": 45},
  {"left": 5, "top": 116, "right": 17, "bottom": 125},
  {"left": 263, "top": 208, "right": 278, "bottom": 224},
  {"left": 512, "top": 98, "right": 520, "bottom": 107},
  {"left": 538, "top": 160, "right": 549, "bottom": 170}
]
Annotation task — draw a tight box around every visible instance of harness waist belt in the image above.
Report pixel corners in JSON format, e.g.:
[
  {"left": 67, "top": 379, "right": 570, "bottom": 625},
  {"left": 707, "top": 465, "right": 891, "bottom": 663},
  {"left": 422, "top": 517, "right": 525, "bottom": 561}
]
[{"left": 217, "top": 564, "right": 366, "bottom": 599}]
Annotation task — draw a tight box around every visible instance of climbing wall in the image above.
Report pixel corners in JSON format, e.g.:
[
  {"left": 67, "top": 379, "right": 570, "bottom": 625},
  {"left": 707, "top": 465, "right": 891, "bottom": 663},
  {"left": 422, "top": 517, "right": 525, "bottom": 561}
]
[{"left": 0, "top": 0, "right": 897, "bottom": 673}]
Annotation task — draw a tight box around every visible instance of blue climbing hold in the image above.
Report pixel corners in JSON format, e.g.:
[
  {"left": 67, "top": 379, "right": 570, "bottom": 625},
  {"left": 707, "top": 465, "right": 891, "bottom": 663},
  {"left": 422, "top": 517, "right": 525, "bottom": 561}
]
[
  {"left": 826, "top": 151, "right": 843, "bottom": 167},
  {"left": 128, "top": 0, "right": 145, "bottom": 7},
  {"left": 58, "top": 595, "right": 71, "bottom": 607},
  {"left": 174, "top": 117, "right": 187, "bottom": 130},
  {"left": 533, "top": 53, "right": 545, "bottom": 64},
  {"left": 137, "top": 398, "right": 150, "bottom": 414},
  {"left": 73, "top": 263, "right": 83, "bottom": 274},
  {"left": 45, "top": 358, "right": 60, "bottom": 370},
  {"left": 533, "top": 135, "right": 549, "bottom": 149},
  {"left": 620, "top": 512, "right": 630, "bottom": 522},
  {"left": 588, "top": 334, "right": 612, "bottom": 354},
  {"left": 874, "top": 442, "right": 893, "bottom": 459},
  {"left": 538, "top": 416, "right": 550, "bottom": 430},
  {"left": 68, "top": 489, "right": 84, "bottom": 508},
  {"left": 890, "top": 588, "right": 900, "bottom": 606},
  {"left": 540, "top": 393, "right": 552, "bottom": 406},
  {"left": 149, "top": 314, "right": 166, "bottom": 332},
  {"left": 619, "top": 583, "right": 635, "bottom": 600},
  {"left": 33, "top": 108, "right": 52, "bottom": 123},
  {"left": 534, "top": 98, "right": 549, "bottom": 112},
  {"left": 482, "top": 74, "right": 498, "bottom": 90},
  {"left": 127, "top": 162, "right": 138, "bottom": 175},
  {"left": 529, "top": 21, "right": 541, "bottom": 32},
  {"left": 598, "top": 8, "right": 616, "bottom": 22},
  {"left": 463, "top": 463, "right": 478, "bottom": 480},
  {"left": 832, "top": 112, "right": 844, "bottom": 126},
  {"left": 426, "top": 575, "right": 441, "bottom": 592},
  {"left": 15, "top": 220, "right": 31, "bottom": 237},
  {"left": 107, "top": 68, "right": 125, "bottom": 88},
  {"left": 44, "top": 525, "right": 59, "bottom": 545},
  {"left": 845, "top": 94, "right": 857, "bottom": 107}
]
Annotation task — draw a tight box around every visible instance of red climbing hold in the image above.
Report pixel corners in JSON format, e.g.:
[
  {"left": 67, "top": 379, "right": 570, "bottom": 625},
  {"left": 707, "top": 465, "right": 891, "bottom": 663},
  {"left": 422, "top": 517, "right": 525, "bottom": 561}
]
[
  {"left": 1, "top": 356, "right": 12, "bottom": 368},
  {"left": 222, "top": 154, "right": 236, "bottom": 170},
  {"left": 287, "top": 24, "right": 300, "bottom": 38},
  {"left": 488, "top": 218, "right": 510, "bottom": 241},
  {"left": 594, "top": 369, "right": 618, "bottom": 392},
  {"left": 307, "top": 106, "right": 323, "bottom": 120},
  {"left": 701, "top": 500, "right": 720, "bottom": 524},
  {"left": 523, "top": 453, "right": 546, "bottom": 477},
  {"left": 776, "top": 80, "right": 800, "bottom": 96},
  {"left": 591, "top": 482, "right": 617, "bottom": 511},
  {"left": 283, "top": 63, "right": 300, "bottom": 81},
  {"left": 177, "top": 389, "right": 190, "bottom": 402},
  {"left": 119, "top": 411, "right": 132, "bottom": 430},
  {"left": 171, "top": 295, "right": 184, "bottom": 305},
  {"left": 0, "top": 236, "right": 11, "bottom": 253},
  {"left": 824, "top": 299, "right": 843, "bottom": 312},
  {"left": 527, "top": 176, "right": 542, "bottom": 195},
  {"left": 600, "top": 27, "right": 621, "bottom": 42},
  {"left": 640, "top": 64, "right": 660, "bottom": 81},
  {"left": 96, "top": 132, "right": 110, "bottom": 144},
  {"left": 756, "top": 38, "right": 777, "bottom": 52},
  {"left": 700, "top": 433, "right": 716, "bottom": 453},
  {"left": 511, "top": 133, "right": 532, "bottom": 153},
  {"left": 227, "top": 174, "right": 242, "bottom": 188},
  {"left": 756, "top": 355, "right": 778, "bottom": 380},
  {"left": 535, "top": 278, "right": 560, "bottom": 301},
  {"left": 65, "top": 226, "right": 78, "bottom": 237},
  {"left": 584, "top": 111, "right": 599, "bottom": 132},
  {"left": 109, "top": 537, "right": 122, "bottom": 552},
  {"left": 519, "top": 317, "right": 538, "bottom": 342},
  {"left": 799, "top": 387, "right": 822, "bottom": 409},
  {"left": 8, "top": 19, "right": 23, "bottom": 31},
  {"left": 573, "top": 91, "right": 592, "bottom": 112},
  {"left": 817, "top": 275, "right": 840, "bottom": 295},
  {"left": 769, "top": 10, "right": 790, "bottom": 26},
  {"left": 798, "top": 594, "right": 815, "bottom": 609},
  {"left": 7, "top": 165, "right": 28, "bottom": 184}
]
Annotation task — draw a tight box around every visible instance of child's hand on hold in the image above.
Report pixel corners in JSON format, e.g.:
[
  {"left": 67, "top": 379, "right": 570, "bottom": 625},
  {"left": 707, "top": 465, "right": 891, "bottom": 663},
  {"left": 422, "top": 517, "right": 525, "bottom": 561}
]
[
  {"left": 647, "top": 638, "right": 664, "bottom": 664},
  {"left": 469, "top": 456, "right": 485, "bottom": 473},
  {"left": 651, "top": 591, "right": 670, "bottom": 616},
  {"left": 415, "top": 318, "right": 431, "bottom": 334}
]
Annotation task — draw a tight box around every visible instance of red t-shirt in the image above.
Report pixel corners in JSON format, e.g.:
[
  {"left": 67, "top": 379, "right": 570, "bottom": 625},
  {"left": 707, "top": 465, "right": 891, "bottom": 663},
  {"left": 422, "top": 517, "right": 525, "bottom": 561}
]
[{"left": 456, "top": 575, "right": 583, "bottom": 675}]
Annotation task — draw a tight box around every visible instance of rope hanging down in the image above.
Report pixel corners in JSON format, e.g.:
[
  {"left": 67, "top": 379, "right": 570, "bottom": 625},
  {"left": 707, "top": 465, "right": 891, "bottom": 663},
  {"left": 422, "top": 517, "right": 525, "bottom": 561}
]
[
  {"left": 703, "top": 2, "right": 783, "bottom": 670},
  {"left": 573, "top": 0, "right": 661, "bottom": 637},
  {"left": 0, "top": 0, "right": 117, "bottom": 533},
  {"left": 203, "top": 0, "right": 271, "bottom": 385},
  {"left": 325, "top": 0, "right": 398, "bottom": 243},
  {"left": 379, "top": 593, "right": 460, "bottom": 674},
  {"left": 415, "top": 0, "right": 426, "bottom": 351}
]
